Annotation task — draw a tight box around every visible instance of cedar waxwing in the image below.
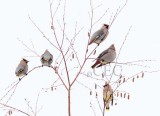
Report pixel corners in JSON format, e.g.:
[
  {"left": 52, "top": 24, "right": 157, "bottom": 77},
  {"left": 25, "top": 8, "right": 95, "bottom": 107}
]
[
  {"left": 103, "top": 82, "right": 113, "bottom": 110},
  {"left": 91, "top": 44, "right": 116, "bottom": 68},
  {"left": 15, "top": 58, "right": 29, "bottom": 80},
  {"left": 40, "top": 49, "right": 53, "bottom": 67},
  {"left": 88, "top": 24, "right": 109, "bottom": 45}
]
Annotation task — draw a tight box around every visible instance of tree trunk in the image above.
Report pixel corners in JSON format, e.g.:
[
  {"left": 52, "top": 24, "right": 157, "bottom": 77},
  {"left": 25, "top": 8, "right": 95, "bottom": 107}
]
[{"left": 68, "top": 87, "right": 71, "bottom": 116}]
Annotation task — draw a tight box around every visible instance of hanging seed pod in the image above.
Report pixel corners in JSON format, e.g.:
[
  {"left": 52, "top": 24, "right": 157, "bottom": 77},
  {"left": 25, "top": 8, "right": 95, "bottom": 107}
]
[
  {"left": 8, "top": 110, "right": 12, "bottom": 115},
  {"left": 90, "top": 91, "right": 92, "bottom": 95},
  {"left": 72, "top": 53, "right": 74, "bottom": 59},
  {"left": 120, "top": 93, "right": 122, "bottom": 97},
  {"left": 137, "top": 75, "right": 139, "bottom": 78},
  {"left": 115, "top": 103, "right": 117, "bottom": 105},
  {"left": 132, "top": 78, "right": 135, "bottom": 82},
  {"left": 93, "top": 50, "right": 96, "bottom": 55},
  {"left": 88, "top": 32, "right": 90, "bottom": 37},
  {"left": 123, "top": 78, "right": 125, "bottom": 83},
  {"left": 102, "top": 73, "right": 104, "bottom": 78},
  {"left": 127, "top": 94, "right": 130, "bottom": 100},
  {"left": 96, "top": 92, "right": 98, "bottom": 97},
  {"left": 51, "top": 87, "right": 54, "bottom": 91},
  {"left": 119, "top": 79, "right": 121, "bottom": 84},
  {"left": 120, "top": 75, "right": 122, "bottom": 78},
  {"left": 117, "top": 92, "right": 119, "bottom": 97},
  {"left": 141, "top": 72, "right": 144, "bottom": 78},
  {"left": 124, "top": 93, "right": 126, "bottom": 98},
  {"left": 95, "top": 84, "right": 97, "bottom": 89}
]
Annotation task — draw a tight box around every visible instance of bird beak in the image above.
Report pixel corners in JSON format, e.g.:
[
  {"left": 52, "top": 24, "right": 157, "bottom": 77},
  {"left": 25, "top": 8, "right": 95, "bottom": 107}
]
[{"left": 103, "top": 84, "right": 107, "bottom": 87}]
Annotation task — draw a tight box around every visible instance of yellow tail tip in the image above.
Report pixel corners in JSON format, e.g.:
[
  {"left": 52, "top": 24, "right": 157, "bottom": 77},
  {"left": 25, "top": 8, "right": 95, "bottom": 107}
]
[{"left": 106, "top": 108, "right": 109, "bottom": 111}]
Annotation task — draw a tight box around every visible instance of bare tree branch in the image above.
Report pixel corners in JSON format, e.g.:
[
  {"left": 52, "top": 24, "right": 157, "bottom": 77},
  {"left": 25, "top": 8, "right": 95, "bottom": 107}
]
[
  {"left": 28, "top": 16, "right": 60, "bottom": 51},
  {"left": 17, "top": 38, "right": 40, "bottom": 57},
  {"left": 0, "top": 102, "right": 31, "bottom": 116}
]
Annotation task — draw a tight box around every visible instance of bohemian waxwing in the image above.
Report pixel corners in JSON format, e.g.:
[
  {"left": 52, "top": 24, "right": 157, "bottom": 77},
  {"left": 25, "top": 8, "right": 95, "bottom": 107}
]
[
  {"left": 91, "top": 44, "right": 116, "bottom": 68},
  {"left": 88, "top": 24, "right": 109, "bottom": 45},
  {"left": 15, "top": 58, "right": 29, "bottom": 80},
  {"left": 103, "top": 82, "right": 113, "bottom": 110},
  {"left": 40, "top": 49, "right": 53, "bottom": 67}
]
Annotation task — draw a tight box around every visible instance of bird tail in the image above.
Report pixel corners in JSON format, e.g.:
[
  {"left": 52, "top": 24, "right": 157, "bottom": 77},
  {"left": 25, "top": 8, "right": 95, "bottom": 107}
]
[
  {"left": 91, "top": 60, "right": 100, "bottom": 68},
  {"left": 106, "top": 106, "right": 110, "bottom": 111},
  {"left": 42, "top": 62, "right": 50, "bottom": 67},
  {"left": 96, "top": 64, "right": 103, "bottom": 68}
]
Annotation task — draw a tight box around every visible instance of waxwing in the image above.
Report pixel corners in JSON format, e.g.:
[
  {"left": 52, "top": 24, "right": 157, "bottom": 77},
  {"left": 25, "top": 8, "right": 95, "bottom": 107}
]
[
  {"left": 15, "top": 58, "right": 29, "bottom": 79},
  {"left": 91, "top": 44, "right": 116, "bottom": 68},
  {"left": 103, "top": 82, "right": 113, "bottom": 110},
  {"left": 40, "top": 49, "right": 53, "bottom": 67},
  {"left": 88, "top": 24, "right": 109, "bottom": 45}
]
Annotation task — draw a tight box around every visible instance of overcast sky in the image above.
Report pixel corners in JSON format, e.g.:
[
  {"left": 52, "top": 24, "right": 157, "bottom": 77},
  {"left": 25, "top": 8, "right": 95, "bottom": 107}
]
[{"left": 0, "top": 0, "right": 160, "bottom": 116}]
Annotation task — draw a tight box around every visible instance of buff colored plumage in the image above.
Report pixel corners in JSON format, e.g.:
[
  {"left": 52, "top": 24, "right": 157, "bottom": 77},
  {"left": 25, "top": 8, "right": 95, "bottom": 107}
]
[
  {"left": 40, "top": 49, "right": 53, "bottom": 67},
  {"left": 91, "top": 44, "right": 116, "bottom": 68},
  {"left": 103, "top": 82, "right": 113, "bottom": 110},
  {"left": 89, "top": 24, "right": 109, "bottom": 45},
  {"left": 15, "top": 59, "right": 29, "bottom": 80}
]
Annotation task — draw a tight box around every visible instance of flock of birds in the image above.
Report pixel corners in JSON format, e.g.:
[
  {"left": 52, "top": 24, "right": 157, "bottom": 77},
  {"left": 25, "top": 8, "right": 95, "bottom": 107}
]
[{"left": 15, "top": 24, "right": 116, "bottom": 110}]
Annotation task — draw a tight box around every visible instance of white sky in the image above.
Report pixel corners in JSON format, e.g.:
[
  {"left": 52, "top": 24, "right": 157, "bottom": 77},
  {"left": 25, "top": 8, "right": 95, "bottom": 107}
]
[{"left": 0, "top": 0, "right": 160, "bottom": 116}]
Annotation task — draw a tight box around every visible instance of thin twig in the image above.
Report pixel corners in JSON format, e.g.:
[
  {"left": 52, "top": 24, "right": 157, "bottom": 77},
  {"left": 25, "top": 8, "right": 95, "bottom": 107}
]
[
  {"left": 109, "top": 0, "right": 128, "bottom": 28},
  {"left": 60, "top": 0, "right": 66, "bottom": 48},
  {"left": 92, "top": 8, "right": 109, "bottom": 26},
  {"left": 96, "top": 96, "right": 103, "bottom": 115},
  {"left": 76, "top": 80, "right": 91, "bottom": 91},
  {"left": 0, "top": 81, "right": 19, "bottom": 102},
  {"left": 71, "top": 45, "right": 98, "bottom": 87},
  {"left": 0, "top": 102, "right": 30, "bottom": 116},
  {"left": 35, "top": 92, "right": 41, "bottom": 116},
  {"left": 51, "top": 66, "right": 68, "bottom": 90},
  {"left": 57, "top": 20, "right": 83, "bottom": 68},
  {"left": 90, "top": 101, "right": 97, "bottom": 116},
  {"left": 17, "top": 38, "right": 40, "bottom": 57},
  {"left": 0, "top": 66, "right": 43, "bottom": 103},
  {"left": 6, "top": 84, "right": 19, "bottom": 104},
  {"left": 5, "top": 80, "right": 18, "bottom": 91},
  {"left": 24, "top": 99, "right": 35, "bottom": 115},
  {"left": 80, "top": 72, "right": 105, "bottom": 82},
  {"left": 28, "top": 16, "right": 60, "bottom": 51},
  {"left": 109, "top": 26, "right": 132, "bottom": 82}
]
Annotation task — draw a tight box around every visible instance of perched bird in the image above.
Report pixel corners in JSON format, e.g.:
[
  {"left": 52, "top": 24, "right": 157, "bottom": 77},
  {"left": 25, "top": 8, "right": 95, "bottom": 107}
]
[
  {"left": 15, "top": 58, "right": 29, "bottom": 80},
  {"left": 103, "top": 82, "right": 113, "bottom": 110},
  {"left": 91, "top": 44, "right": 116, "bottom": 68},
  {"left": 88, "top": 24, "right": 109, "bottom": 45},
  {"left": 40, "top": 49, "right": 53, "bottom": 67}
]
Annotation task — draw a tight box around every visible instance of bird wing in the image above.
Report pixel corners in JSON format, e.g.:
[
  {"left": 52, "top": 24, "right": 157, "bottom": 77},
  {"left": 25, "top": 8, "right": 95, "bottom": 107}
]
[
  {"left": 111, "top": 93, "right": 114, "bottom": 105},
  {"left": 97, "top": 49, "right": 109, "bottom": 59},
  {"left": 48, "top": 53, "right": 53, "bottom": 63},
  {"left": 89, "top": 29, "right": 104, "bottom": 44},
  {"left": 40, "top": 54, "right": 45, "bottom": 63},
  {"left": 15, "top": 65, "right": 25, "bottom": 75},
  {"left": 49, "top": 53, "right": 53, "bottom": 60}
]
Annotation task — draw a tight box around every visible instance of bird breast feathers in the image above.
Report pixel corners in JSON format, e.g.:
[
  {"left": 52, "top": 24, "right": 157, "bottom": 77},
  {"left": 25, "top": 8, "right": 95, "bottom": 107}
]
[
  {"left": 103, "top": 91, "right": 112, "bottom": 101},
  {"left": 42, "top": 53, "right": 52, "bottom": 61}
]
